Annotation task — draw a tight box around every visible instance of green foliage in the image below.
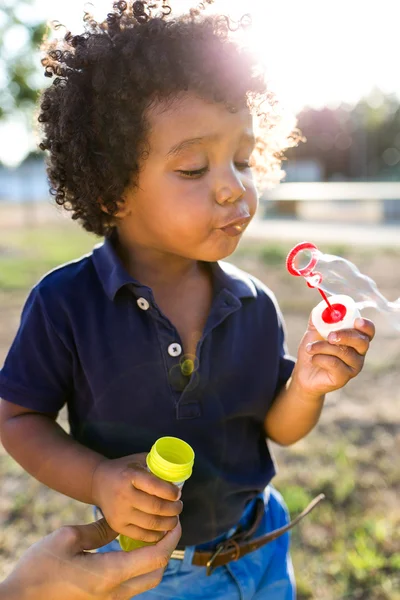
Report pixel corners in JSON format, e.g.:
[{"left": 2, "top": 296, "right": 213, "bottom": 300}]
[
  {"left": 0, "top": 1, "right": 47, "bottom": 118},
  {"left": 347, "top": 528, "right": 387, "bottom": 581},
  {"left": 295, "top": 576, "right": 314, "bottom": 599},
  {"left": 324, "top": 520, "right": 398, "bottom": 596},
  {"left": 279, "top": 485, "right": 313, "bottom": 514}
]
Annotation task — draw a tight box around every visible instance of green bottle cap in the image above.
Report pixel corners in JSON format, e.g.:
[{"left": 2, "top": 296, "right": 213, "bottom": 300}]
[{"left": 146, "top": 436, "right": 195, "bottom": 483}]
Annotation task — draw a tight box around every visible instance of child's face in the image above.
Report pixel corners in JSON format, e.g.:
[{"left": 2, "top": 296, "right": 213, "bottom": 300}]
[{"left": 118, "top": 93, "right": 258, "bottom": 262}]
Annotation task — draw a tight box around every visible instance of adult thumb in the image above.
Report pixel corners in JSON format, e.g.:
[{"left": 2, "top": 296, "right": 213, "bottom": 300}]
[{"left": 71, "top": 518, "right": 119, "bottom": 551}]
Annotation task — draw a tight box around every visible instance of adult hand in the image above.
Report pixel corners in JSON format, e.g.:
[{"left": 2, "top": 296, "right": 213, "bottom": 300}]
[
  {"left": 1, "top": 517, "right": 181, "bottom": 600},
  {"left": 91, "top": 453, "right": 183, "bottom": 543}
]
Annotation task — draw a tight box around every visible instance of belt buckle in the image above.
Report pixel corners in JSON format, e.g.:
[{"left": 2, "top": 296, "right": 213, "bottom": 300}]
[{"left": 206, "top": 543, "right": 225, "bottom": 576}]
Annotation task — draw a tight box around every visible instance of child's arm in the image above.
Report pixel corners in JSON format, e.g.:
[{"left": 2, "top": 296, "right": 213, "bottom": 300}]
[
  {"left": 0, "top": 287, "right": 181, "bottom": 542},
  {"left": 264, "top": 316, "right": 375, "bottom": 446},
  {"left": 263, "top": 379, "right": 325, "bottom": 447},
  {"left": 0, "top": 399, "right": 183, "bottom": 542},
  {"left": 0, "top": 400, "right": 104, "bottom": 504},
  {"left": 0, "top": 286, "right": 101, "bottom": 502}
]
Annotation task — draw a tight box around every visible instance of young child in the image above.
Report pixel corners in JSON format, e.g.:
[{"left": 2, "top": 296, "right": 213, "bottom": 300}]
[{"left": 0, "top": 2, "right": 374, "bottom": 599}]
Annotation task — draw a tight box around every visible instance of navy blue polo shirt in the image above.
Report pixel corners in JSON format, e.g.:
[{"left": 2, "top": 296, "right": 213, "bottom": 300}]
[{"left": 0, "top": 235, "right": 295, "bottom": 547}]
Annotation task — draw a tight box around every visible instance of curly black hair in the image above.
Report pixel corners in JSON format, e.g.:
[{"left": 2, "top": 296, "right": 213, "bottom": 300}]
[{"left": 38, "top": 0, "right": 299, "bottom": 236}]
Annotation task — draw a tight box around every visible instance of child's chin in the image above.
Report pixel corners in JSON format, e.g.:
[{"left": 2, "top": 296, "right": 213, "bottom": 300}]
[{"left": 200, "top": 243, "right": 241, "bottom": 263}]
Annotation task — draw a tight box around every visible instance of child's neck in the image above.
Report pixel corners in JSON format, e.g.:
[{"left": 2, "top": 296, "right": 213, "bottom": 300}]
[{"left": 114, "top": 230, "right": 214, "bottom": 357}]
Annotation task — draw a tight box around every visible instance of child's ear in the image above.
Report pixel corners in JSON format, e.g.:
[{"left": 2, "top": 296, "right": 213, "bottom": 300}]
[{"left": 99, "top": 197, "right": 131, "bottom": 218}]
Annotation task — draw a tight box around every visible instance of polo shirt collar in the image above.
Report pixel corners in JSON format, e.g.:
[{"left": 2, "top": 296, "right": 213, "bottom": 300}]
[
  {"left": 210, "top": 261, "right": 257, "bottom": 299},
  {"left": 92, "top": 235, "right": 257, "bottom": 301},
  {"left": 92, "top": 234, "right": 137, "bottom": 301}
]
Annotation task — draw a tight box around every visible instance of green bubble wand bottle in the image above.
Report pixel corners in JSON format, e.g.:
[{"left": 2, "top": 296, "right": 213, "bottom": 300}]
[{"left": 119, "top": 436, "right": 195, "bottom": 552}]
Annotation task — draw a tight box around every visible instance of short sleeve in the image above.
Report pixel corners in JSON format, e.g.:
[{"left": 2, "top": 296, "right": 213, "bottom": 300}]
[
  {"left": 274, "top": 310, "right": 296, "bottom": 398},
  {"left": 0, "top": 287, "right": 72, "bottom": 413}
]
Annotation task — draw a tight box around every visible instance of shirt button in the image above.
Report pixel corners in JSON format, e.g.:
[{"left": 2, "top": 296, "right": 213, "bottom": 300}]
[
  {"left": 137, "top": 297, "right": 150, "bottom": 311},
  {"left": 168, "top": 343, "right": 182, "bottom": 357}
]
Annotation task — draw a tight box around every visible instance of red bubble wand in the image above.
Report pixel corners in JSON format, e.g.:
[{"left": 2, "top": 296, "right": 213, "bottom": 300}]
[{"left": 286, "top": 242, "right": 360, "bottom": 338}]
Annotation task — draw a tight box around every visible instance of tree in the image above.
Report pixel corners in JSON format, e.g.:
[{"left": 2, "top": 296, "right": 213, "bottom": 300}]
[
  {"left": 0, "top": 0, "right": 47, "bottom": 120},
  {"left": 286, "top": 89, "right": 400, "bottom": 181}
]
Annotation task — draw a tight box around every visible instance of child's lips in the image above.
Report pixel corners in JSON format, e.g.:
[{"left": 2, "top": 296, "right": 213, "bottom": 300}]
[{"left": 219, "top": 216, "right": 251, "bottom": 236}]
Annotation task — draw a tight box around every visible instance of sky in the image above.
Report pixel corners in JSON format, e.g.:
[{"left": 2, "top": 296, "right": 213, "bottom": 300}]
[{"left": 2, "top": 0, "right": 400, "bottom": 166}]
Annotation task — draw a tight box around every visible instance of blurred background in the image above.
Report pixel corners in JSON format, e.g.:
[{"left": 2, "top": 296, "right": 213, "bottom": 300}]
[{"left": 0, "top": 1, "right": 399, "bottom": 599}]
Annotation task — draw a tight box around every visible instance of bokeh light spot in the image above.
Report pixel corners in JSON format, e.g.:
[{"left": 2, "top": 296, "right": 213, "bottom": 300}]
[
  {"left": 181, "top": 359, "right": 195, "bottom": 376},
  {"left": 382, "top": 147, "right": 400, "bottom": 166},
  {"left": 180, "top": 354, "right": 199, "bottom": 375}
]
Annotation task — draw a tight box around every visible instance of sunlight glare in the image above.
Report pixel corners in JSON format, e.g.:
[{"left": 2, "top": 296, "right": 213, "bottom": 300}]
[
  {"left": 3, "top": 0, "right": 400, "bottom": 165},
  {"left": 243, "top": 0, "right": 400, "bottom": 112}
]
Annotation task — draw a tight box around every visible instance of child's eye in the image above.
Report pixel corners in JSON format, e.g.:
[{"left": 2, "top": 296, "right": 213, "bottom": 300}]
[
  {"left": 177, "top": 167, "right": 208, "bottom": 178},
  {"left": 235, "top": 162, "right": 251, "bottom": 170},
  {"left": 177, "top": 162, "right": 251, "bottom": 179}
]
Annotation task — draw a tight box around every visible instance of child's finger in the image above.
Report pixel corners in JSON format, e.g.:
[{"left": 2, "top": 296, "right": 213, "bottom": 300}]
[
  {"left": 128, "top": 468, "right": 181, "bottom": 501},
  {"left": 129, "top": 507, "right": 179, "bottom": 532},
  {"left": 354, "top": 317, "right": 375, "bottom": 341},
  {"left": 120, "top": 523, "right": 167, "bottom": 544},
  {"left": 327, "top": 329, "right": 370, "bottom": 356},
  {"left": 130, "top": 487, "right": 183, "bottom": 517},
  {"left": 309, "top": 352, "right": 357, "bottom": 379},
  {"left": 307, "top": 341, "right": 364, "bottom": 373}
]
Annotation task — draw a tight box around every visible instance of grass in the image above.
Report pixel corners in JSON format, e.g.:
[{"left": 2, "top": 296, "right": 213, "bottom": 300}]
[
  {"left": 1, "top": 223, "right": 399, "bottom": 599},
  {"left": 0, "top": 223, "right": 96, "bottom": 291},
  {"left": 275, "top": 433, "right": 400, "bottom": 599}
]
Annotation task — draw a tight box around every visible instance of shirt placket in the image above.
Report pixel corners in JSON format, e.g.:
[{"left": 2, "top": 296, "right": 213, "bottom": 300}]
[
  {"left": 133, "top": 288, "right": 189, "bottom": 401},
  {"left": 134, "top": 285, "right": 242, "bottom": 420},
  {"left": 176, "top": 289, "right": 242, "bottom": 420}
]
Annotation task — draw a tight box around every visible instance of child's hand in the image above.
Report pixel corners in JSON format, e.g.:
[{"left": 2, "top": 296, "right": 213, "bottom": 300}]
[
  {"left": 91, "top": 453, "right": 183, "bottom": 543},
  {"left": 293, "top": 315, "right": 375, "bottom": 399}
]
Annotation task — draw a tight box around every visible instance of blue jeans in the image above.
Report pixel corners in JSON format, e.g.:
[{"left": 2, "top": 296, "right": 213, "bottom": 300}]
[{"left": 94, "top": 486, "right": 296, "bottom": 600}]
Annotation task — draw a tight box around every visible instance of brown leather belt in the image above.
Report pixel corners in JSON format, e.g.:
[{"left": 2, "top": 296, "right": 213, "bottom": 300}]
[{"left": 177, "top": 493, "right": 325, "bottom": 575}]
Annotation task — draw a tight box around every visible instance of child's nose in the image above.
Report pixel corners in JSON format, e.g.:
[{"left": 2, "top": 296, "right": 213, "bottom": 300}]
[{"left": 215, "top": 180, "right": 246, "bottom": 205}]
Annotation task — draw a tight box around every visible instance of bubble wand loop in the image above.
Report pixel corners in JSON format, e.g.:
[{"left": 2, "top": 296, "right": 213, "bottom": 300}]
[
  {"left": 286, "top": 242, "right": 362, "bottom": 339},
  {"left": 287, "top": 242, "right": 334, "bottom": 311}
]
